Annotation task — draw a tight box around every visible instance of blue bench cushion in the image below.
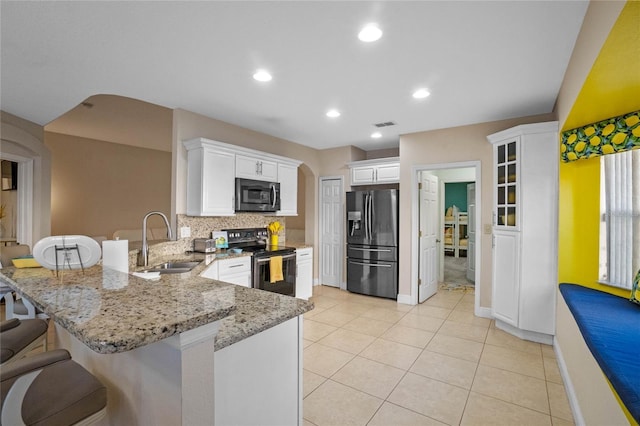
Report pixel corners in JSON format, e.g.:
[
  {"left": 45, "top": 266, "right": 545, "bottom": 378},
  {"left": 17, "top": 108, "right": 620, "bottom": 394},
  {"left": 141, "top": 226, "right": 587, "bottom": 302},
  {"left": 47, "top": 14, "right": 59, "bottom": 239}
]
[{"left": 559, "top": 283, "right": 640, "bottom": 422}]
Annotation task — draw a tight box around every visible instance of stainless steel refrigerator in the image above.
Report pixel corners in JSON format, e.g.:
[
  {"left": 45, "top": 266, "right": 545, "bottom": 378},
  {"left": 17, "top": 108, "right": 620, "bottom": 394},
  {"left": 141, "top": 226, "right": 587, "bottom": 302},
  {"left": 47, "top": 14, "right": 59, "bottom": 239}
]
[{"left": 346, "top": 189, "right": 399, "bottom": 299}]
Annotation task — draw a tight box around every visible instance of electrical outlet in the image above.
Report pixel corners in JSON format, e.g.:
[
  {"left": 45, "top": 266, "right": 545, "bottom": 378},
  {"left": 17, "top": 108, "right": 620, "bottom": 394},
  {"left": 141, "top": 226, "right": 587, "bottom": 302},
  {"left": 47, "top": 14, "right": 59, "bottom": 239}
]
[
  {"left": 484, "top": 224, "right": 492, "bottom": 234},
  {"left": 180, "top": 227, "right": 191, "bottom": 238}
]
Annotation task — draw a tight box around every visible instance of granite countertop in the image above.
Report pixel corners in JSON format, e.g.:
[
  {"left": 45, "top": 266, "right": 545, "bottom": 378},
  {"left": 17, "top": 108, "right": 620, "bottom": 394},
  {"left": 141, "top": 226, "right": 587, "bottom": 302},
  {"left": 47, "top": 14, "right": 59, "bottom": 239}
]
[{"left": 0, "top": 255, "right": 313, "bottom": 354}]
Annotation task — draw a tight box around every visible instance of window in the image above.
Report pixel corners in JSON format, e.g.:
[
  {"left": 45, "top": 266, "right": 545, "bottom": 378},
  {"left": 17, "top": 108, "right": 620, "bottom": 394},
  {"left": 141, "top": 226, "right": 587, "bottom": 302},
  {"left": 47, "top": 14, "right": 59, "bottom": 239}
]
[{"left": 599, "top": 149, "right": 640, "bottom": 289}]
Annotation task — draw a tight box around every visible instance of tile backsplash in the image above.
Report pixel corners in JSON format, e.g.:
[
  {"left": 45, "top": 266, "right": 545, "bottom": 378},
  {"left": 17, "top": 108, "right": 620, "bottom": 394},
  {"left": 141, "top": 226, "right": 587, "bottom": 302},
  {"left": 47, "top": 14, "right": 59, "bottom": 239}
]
[{"left": 177, "top": 214, "right": 286, "bottom": 240}]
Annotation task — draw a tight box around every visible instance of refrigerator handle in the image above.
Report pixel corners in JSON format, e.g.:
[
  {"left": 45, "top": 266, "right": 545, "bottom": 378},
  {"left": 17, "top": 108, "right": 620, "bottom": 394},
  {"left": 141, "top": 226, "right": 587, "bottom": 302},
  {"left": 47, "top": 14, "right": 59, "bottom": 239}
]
[
  {"left": 364, "top": 193, "right": 369, "bottom": 240},
  {"left": 368, "top": 192, "right": 373, "bottom": 241}
]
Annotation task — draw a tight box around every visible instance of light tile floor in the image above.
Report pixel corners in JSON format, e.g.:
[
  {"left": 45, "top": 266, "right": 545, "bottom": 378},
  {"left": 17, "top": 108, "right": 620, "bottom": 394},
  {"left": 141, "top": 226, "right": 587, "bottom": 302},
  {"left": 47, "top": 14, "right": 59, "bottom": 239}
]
[{"left": 303, "top": 286, "right": 574, "bottom": 426}]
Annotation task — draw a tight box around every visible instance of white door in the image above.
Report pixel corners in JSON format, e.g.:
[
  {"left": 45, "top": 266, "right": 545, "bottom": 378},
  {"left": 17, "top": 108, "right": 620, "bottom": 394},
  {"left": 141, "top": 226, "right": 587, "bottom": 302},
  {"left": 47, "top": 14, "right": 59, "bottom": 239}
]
[
  {"left": 419, "top": 173, "right": 439, "bottom": 303},
  {"left": 320, "top": 178, "right": 343, "bottom": 287},
  {"left": 467, "top": 183, "right": 476, "bottom": 282}
]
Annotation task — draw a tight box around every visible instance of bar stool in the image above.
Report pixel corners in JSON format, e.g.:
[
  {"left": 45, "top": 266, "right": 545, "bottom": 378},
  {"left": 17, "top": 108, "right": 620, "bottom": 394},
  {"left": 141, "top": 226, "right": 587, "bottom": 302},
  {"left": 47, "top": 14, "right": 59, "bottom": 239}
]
[
  {"left": 1, "top": 349, "right": 107, "bottom": 425},
  {"left": 0, "top": 318, "right": 48, "bottom": 366},
  {"left": 1, "top": 244, "right": 47, "bottom": 321}
]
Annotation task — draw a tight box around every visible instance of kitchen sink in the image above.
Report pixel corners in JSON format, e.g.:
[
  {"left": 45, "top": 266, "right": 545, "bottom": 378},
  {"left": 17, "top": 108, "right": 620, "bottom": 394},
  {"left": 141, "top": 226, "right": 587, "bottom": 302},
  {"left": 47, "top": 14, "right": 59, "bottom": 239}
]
[{"left": 147, "top": 260, "right": 202, "bottom": 274}]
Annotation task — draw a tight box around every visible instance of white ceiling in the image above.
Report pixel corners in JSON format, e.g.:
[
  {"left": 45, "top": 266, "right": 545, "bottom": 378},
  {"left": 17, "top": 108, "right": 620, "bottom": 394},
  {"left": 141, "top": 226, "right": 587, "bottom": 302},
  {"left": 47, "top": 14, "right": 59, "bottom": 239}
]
[{"left": 1, "top": 1, "right": 589, "bottom": 151}]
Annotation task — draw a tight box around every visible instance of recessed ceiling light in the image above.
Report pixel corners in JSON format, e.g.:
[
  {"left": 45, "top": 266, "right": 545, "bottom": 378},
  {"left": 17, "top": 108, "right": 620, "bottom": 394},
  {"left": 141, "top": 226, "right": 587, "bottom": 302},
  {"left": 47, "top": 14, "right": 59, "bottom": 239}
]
[
  {"left": 413, "top": 88, "right": 430, "bottom": 99},
  {"left": 358, "top": 23, "right": 382, "bottom": 42},
  {"left": 253, "top": 69, "right": 272, "bottom": 82},
  {"left": 326, "top": 109, "right": 341, "bottom": 118},
  {"left": 371, "top": 132, "right": 382, "bottom": 139}
]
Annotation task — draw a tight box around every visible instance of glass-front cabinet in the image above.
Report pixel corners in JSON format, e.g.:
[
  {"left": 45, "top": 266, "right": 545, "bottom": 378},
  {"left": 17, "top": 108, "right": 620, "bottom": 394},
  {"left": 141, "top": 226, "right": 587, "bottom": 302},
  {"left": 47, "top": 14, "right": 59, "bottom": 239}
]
[
  {"left": 487, "top": 121, "right": 559, "bottom": 341},
  {"left": 495, "top": 137, "right": 519, "bottom": 228}
]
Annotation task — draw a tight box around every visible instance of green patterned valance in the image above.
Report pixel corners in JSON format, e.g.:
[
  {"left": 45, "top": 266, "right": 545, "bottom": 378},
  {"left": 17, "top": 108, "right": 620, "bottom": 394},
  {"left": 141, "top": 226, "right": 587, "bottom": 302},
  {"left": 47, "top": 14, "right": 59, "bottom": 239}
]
[{"left": 561, "top": 110, "right": 640, "bottom": 162}]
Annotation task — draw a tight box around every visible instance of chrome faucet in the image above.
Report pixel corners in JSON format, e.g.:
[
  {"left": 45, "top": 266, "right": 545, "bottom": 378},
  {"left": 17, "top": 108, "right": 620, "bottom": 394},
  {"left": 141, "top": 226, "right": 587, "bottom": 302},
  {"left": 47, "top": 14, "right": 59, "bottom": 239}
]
[{"left": 137, "top": 211, "right": 172, "bottom": 267}]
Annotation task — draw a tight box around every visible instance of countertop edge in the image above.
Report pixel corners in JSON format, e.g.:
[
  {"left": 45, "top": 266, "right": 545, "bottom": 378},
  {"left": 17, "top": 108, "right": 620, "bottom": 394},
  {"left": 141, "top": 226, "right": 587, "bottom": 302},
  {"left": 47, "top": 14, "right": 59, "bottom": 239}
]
[{"left": 0, "top": 264, "right": 313, "bottom": 355}]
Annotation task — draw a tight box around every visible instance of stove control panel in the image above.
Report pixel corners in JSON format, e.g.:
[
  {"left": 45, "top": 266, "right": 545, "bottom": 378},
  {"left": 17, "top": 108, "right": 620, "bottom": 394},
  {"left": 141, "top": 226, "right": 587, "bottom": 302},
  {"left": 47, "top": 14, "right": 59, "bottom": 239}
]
[{"left": 222, "top": 228, "right": 269, "bottom": 244}]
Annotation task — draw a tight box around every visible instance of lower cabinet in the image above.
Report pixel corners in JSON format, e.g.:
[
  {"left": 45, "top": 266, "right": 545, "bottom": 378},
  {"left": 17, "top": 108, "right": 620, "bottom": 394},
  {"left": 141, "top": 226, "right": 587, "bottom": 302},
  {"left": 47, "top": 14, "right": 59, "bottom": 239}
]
[
  {"left": 491, "top": 230, "right": 520, "bottom": 327},
  {"left": 201, "top": 256, "right": 252, "bottom": 288},
  {"left": 296, "top": 248, "right": 313, "bottom": 300}
]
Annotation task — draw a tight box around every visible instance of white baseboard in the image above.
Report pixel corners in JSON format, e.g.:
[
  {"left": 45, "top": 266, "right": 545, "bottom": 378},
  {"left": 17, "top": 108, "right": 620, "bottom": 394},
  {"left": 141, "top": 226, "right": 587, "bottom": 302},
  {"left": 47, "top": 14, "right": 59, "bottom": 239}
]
[
  {"left": 396, "top": 294, "right": 413, "bottom": 305},
  {"left": 494, "top": 320, "right": 554, "bottom": 345},
  {"left": 475, "top": 306, "right": 492, "bottom": 319},
  {"left": 554, "top": 339, "right": 585, "bottom": 426}
]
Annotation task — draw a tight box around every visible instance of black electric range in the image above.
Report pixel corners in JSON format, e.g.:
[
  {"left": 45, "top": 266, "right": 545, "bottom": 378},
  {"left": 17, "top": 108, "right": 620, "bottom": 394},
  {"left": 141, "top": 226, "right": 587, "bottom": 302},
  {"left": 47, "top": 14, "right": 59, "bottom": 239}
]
[
  {"left": 223, "top": 228, "right": 296, "bottom": 257},
  {"left": 222, "top": 228, "right": 297, "bottom": 296}
]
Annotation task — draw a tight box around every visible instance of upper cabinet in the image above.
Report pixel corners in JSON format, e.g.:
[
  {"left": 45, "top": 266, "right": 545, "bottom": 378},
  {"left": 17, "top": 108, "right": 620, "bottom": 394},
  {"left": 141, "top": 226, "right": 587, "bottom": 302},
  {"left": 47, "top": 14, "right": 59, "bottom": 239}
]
[
  {"left": 494, "top": 138, "right": 519, "bottom": 229},
  {"left": 184, "top": 140, "right": 236, "bottom": 216},
  {"left": 277, "top": 163, "right": 298, "bottom": 216},
  {"left": 236, "top": 155, "right": 278, "bottom": 182},
  {"left": 183, "top": 138, "right": 301, "bottom": 217},
  {"left": 348, "top": 157, "right": 400, "bottom": 185}
]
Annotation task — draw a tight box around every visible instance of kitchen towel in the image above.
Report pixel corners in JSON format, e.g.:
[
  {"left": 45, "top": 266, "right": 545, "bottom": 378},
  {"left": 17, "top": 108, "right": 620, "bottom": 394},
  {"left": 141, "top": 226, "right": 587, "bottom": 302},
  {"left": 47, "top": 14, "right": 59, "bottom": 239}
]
[
  {"left": 270, "top": 256, "right": 283, "bottom": 283},
  {"left": 102, "top": 239, "right": 129, "bottom": 273}
]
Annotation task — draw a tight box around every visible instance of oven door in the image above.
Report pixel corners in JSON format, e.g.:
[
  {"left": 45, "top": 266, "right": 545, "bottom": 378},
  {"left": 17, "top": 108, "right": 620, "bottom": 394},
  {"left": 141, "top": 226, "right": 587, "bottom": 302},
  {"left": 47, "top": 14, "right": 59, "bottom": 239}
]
[{"left": 253, "top": 252, "right": 296, "bottom": 296}]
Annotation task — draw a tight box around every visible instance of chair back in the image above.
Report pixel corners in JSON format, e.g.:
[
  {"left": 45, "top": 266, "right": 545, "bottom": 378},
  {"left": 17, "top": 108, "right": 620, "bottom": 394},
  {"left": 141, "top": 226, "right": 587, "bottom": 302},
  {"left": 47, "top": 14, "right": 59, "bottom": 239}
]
[{"left": 0, "top": 245, "right": 30, "bottom": 268}]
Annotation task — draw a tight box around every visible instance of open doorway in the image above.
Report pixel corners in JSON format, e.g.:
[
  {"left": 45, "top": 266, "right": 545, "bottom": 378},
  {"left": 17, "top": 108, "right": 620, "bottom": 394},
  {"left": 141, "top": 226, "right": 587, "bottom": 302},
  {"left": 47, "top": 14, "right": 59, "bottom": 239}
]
[
  {"left": 441, "top": 179, "right": 476, "bottom": 291},
  {"left": 412, "top": 161, "right": 481, "bottom": 312}
]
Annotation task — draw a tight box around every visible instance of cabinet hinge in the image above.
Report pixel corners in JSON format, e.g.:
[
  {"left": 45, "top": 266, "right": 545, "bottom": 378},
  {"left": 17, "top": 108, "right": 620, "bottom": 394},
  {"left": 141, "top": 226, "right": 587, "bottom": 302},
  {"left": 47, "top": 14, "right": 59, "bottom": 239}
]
[
  {"left": 419, "top": 230, "right": 423, "bottom": 237},
  {"left": 418, "top": 278, "right": 422, "bottom": 285},
  {"left": 418, "top": 182, "right": 422, "bottom": 190}
]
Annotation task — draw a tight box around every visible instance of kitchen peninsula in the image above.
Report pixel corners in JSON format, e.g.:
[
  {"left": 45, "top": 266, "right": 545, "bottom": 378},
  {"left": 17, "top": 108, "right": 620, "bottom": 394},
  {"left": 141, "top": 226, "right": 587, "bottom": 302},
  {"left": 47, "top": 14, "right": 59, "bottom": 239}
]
[{"left": 0, "top": 260, "right": 312, "bottom": 425}]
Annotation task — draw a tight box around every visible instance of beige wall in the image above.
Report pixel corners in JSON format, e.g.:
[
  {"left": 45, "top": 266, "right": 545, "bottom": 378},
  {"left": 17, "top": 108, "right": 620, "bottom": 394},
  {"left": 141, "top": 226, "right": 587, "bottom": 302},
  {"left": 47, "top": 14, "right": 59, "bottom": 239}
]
[
  {"left": 285, "top": 170, "right": 307, "bottom": 232},
  {"left": 1, "top": 110, "right": 44, "bottom": 142},
  {"left": 398, "top": 113, "right": 555, "bottom": 307},
  {"left": 319, "top": 145, "right": 366, "bottom": 191},
  {"left": 366, "top": 147, "right": 399, "bottom": 160},
  {"left": 46, "top": 132, "right": 171, "bottom": 238}
]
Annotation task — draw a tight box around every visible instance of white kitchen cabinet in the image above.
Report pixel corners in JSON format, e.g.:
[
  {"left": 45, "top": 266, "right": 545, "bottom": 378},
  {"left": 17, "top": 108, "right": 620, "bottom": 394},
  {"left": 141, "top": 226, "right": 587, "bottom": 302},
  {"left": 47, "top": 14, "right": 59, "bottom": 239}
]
[
  {"left": 296, "top": 247, "right": 313, "bottom": 300},
  {"left": 491, "top": 230, "right": 520, "bottom": 327},
  {"left": 236, "top": 155, "right": 278, "bottom": 182},
  {"left": 184, "top": 138, "right": 302, "bottom": 217},
  {"left": 184, "top": 139, "right": 236, "bottom": 216},
  {"left": 277, "top": 163, "right": 298, "bottom": 216},
  {"left": 488, "top": 121, "right": 558, "bottom": 343},
  {"left": 348, "top": 157, "right": 400, "bottom": 185},
  {"left": 375, "top": 163, "right": 401, "bottom": 183},
  {"left": 351, "top": 166, "right": 376, "bottom": 184},
  {"left": 201, "top": 256, "right": 252, "bottom": 287}
]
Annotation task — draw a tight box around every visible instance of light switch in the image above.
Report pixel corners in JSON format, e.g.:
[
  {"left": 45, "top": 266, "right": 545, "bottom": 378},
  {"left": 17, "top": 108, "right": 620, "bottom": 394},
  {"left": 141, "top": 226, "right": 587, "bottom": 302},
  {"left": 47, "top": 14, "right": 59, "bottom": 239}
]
[
  {"left": 484, "top": 224, "right": 492, "bottom": 234},
  {"left": 180, "top": 227, "right": 191, "bottom": 238}
]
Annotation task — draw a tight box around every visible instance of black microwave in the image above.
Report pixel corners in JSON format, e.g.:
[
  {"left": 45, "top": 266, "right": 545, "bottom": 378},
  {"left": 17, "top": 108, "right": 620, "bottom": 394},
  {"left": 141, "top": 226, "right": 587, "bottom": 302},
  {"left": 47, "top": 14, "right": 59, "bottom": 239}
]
[{"left": 235, "top": 178, "right": 280, "bottom": 212}]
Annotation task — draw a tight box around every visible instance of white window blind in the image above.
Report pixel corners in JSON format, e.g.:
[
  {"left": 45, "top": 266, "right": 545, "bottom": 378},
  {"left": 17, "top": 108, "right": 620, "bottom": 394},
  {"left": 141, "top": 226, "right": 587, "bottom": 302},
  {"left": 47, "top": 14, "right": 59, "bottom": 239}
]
[{"left": 599, "top": 149, "right": 640, "bottom": 289}]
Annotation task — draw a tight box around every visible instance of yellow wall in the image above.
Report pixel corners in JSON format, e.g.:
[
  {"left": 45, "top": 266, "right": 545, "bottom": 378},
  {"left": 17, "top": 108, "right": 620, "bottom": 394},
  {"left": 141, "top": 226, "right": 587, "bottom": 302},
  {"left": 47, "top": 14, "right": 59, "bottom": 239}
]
[{"left": 558, "top": 1, "right": 640, "bottom": 297}]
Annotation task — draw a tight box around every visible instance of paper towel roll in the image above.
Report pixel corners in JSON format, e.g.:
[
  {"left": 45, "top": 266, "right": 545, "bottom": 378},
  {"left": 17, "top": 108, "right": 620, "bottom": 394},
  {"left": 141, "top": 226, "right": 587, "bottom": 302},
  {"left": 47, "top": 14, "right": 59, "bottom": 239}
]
[{"left": 102, "top": 239, "right": 129, "bottom": 273}]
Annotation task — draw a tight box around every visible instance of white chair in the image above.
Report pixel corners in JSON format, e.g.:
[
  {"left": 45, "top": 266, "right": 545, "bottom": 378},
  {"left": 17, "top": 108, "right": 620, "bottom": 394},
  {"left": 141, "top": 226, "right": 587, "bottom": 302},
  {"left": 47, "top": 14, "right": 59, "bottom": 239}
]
[{"left": 0, "top": 245, "right": 48, "bottom": 320}]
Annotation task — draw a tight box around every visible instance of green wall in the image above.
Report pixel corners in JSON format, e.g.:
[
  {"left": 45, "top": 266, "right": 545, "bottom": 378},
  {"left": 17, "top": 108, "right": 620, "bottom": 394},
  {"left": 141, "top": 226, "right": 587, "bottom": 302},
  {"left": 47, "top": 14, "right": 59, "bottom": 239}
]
[{"left": 445, "top": 182, "right": 472, "bottom": 213}]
